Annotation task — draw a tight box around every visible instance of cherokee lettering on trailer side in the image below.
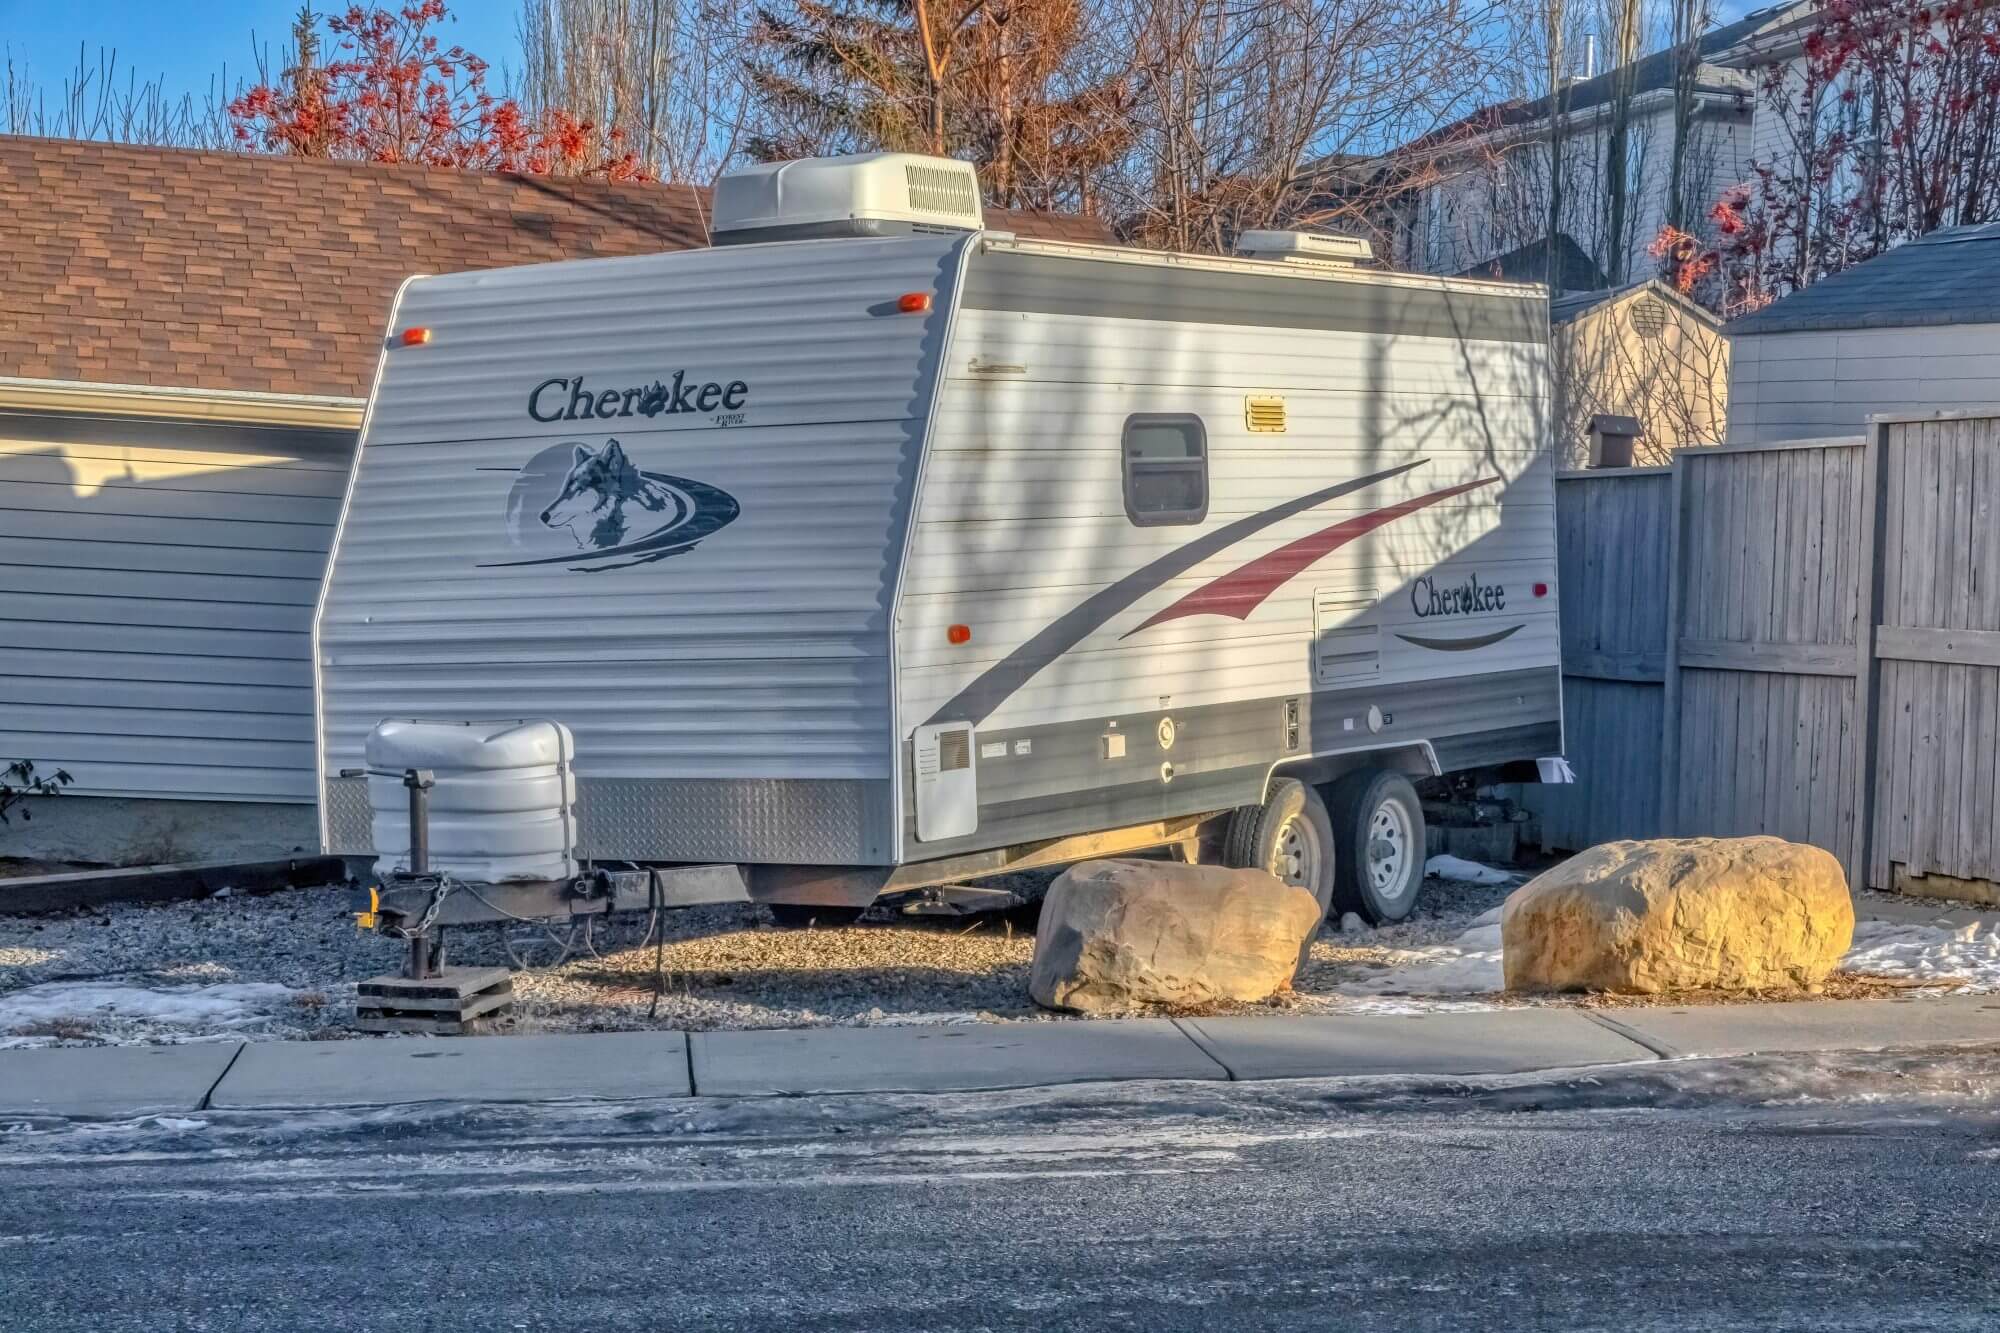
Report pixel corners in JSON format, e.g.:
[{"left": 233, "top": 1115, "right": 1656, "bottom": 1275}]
[{"left": 528, "top": 374, "right": 750, "bottom": 423}]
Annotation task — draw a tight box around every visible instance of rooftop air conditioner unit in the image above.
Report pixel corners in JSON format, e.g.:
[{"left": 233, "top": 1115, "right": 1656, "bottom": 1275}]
[
  {"left": 713, "top": 153, "right": 984, "bottom": 245},
  {"left": 1233, "top": 230, "right": 1374, "bottom": 266}
]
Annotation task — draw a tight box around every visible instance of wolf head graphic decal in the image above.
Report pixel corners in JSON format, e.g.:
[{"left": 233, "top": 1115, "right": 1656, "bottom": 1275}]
[
  {"left": 490, "top": 437, "right": 740, "bottom": 572},
  {"left": 540, "top": 440, "right": 679, "bottom": 550}
]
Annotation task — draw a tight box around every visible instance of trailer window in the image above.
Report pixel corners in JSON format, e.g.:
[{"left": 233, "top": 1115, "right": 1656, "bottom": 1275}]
[{"left": 1123, "top": 415, "right": 1207, "bottom": 526}]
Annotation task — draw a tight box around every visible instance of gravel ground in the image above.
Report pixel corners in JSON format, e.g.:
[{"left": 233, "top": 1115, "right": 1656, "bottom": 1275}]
[{"left": 0, "top": 872, "right": 1976, "bottom": 1046}]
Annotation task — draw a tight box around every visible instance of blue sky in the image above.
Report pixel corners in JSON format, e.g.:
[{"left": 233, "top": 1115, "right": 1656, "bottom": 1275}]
[{"left": 1, "top": 2, "right": 523, "bottom": 104}]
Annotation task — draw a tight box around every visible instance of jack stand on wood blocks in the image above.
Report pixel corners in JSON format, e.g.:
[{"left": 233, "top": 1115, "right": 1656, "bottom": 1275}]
[{"left": 355, "top": 966, "right": 514, "bottom": 1035}]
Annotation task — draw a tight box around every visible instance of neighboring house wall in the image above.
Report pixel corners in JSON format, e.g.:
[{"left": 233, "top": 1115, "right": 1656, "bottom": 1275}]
[
  {"left": 1743, "top": 55, "right": 1805, "bottom": 168},
  {"left": 1397, "top": 96, "right": 1752, "bottom": 289},
  {"left": 1726, "top": 323, "right": 2000, "bottom": 442},
  {"left": 1555, "top": 287, "right": 1730, "bottom": 466},
  {"left": 1735, "top": 51, "right": 1853, "bottom": 284},
  {"left": 0, "top": 401, "right": 358, "bottom": 862}
]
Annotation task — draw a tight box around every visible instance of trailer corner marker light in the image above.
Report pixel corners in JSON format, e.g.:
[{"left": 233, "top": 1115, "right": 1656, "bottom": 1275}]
[
  {"left": 897, "top": 292, "right": 932, "bottom": 314},
  {"left": 399, "top": 327, "right": 432, "bottom": 346},
  {"left": 947, "top": 623, "right": 972, "bottom": 645},
  {"left": 1533, "top": 582, "right": 1550, "bottom": 598}
]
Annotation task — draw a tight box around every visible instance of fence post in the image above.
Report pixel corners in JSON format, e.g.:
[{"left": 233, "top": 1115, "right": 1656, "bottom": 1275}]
[
  {"left": 1657, "top": 453, "right": 1688, "bottom": 835},
  {"left": 1848, "top": 420, "right": 1888, "bottom": 890}
]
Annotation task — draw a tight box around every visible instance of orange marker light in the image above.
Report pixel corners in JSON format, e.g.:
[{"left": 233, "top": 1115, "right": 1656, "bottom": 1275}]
[
  {"left": 399, "top": 327, "right": 432, "bottom": 346},
  {"left": 897, "top": 292, "right": 932, "bottom": 314},
  {"left": 947, "top": 624, "right": 972, "bottom": 645}
]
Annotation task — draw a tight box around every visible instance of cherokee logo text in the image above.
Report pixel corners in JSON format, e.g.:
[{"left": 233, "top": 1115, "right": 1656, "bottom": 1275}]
[
  {"left": 1411, "top": 572, "right": 1506, "bottom": 617},
  {"left": 529, "top": 373, "right": 749, "bottom": 423}
]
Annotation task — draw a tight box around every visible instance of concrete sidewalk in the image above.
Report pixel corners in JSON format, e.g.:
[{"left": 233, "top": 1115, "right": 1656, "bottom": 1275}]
[{"left": 4, "top": 995, "right": 1997, "bottom": 1120}]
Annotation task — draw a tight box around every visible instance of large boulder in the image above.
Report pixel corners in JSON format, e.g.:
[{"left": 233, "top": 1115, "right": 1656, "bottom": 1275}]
[
  {"left": 1502, "top": 836, "right": 1854, "bottom": 994},
  {"left": 1029, "top": 859, "right": 1323, "bottom": 1014}
]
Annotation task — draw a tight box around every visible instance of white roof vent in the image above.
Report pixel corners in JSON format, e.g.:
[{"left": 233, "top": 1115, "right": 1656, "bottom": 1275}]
[
  {"left": 1234, "top": 230, "right": 1374, "bottom": 266},
  {"left": 713, "top": 153, "right": 984, "bottom": 245}
]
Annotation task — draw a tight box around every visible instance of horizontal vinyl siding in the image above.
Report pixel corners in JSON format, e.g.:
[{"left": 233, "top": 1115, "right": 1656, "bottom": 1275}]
[
  {"left": 0, "top": 420, "right": 351, "bottom": 802},
  {"left": 1726, "top": 323, "right": 2000, "bottom": 442}
]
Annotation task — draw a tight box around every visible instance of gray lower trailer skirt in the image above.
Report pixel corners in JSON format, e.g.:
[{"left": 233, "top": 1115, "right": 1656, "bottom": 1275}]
[
  {"left": 326, "top": 775, "right": 896, "bottom": 864},
  {"left": 327, "top": 669, "right": 1560, "bottom": 868}
]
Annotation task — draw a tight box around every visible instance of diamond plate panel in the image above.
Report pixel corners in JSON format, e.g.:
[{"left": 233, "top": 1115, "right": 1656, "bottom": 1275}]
[
  {"left": 323, "top": 778, "right": 375, "bottom": 853},
  {"left": 577, "top": 778, "right": 894, "bottom": 864}
]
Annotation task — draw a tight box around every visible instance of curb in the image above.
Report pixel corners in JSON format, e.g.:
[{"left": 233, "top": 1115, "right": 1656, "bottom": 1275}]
[{"left": 6, "top": 994, "right": 1996, "bottom": 1122}]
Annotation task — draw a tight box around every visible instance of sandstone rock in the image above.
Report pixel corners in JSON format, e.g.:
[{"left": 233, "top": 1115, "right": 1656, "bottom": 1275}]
[
  {"left": 1029, "top": 859, "right": 1323, "bottom": 1014},
  {"left": 1502, "top": 836, "right": 1854, "bottom": 994}
]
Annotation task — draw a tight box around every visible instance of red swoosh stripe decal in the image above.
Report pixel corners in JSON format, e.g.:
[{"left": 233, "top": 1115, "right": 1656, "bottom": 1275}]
[{"left": 1123, "top": 476, "right": 1500, "bottom": 637}]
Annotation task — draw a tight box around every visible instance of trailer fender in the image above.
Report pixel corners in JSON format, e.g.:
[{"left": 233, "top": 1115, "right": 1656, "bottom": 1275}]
[{"left": 1262, "top": 740, "right": 1439, "bottom": 801}]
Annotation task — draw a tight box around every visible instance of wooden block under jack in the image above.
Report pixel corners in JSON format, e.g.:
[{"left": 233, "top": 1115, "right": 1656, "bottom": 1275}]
[{"left": 354, "top": 965, "right": 514, "bottom": 1035}]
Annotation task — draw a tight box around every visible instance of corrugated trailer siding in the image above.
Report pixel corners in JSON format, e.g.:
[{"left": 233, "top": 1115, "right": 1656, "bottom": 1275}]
[
  {"left": 899, "top": 294, "right": 1554, "bottom": 732},
  {"left": 317, "top": 236, "right": 966, "bottom": 807},
  {"left": 0, "top": 423, "right": 350, "bottom": 802}
]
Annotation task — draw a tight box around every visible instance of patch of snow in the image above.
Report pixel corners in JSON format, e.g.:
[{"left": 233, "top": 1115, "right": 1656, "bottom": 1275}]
[
  {"left": 0, "top": 981, "right": 303, "bottom": 1042},
  {"left": 1328, "top": 912, "right": 2000, "bottom": 1003},
  {"left": 1425, "top": 854, "right": 1515, "bottom": 886},
  {"left": 1305, "top": 995, "right": 1502, "bottom": 1015},
  {"left": 1332, "top": 920, "right": 1506, "bottom": 997},
  {"left": 1841, "top": 919, "right": 2000, "bottom": 991},
  {"left": 862, "top": 1009, "right": 987, "bottom": 1027}
]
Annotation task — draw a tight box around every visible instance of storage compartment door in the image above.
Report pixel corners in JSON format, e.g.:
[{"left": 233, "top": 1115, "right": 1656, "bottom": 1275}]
[{"left": 1314, "top": 587, "right": 1381, "bottom": 685}]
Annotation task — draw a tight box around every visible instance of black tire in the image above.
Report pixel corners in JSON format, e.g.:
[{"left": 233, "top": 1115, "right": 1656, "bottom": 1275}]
[
  {"left": 766, "top": 903, "right": 866, "bottom": 929},
  {"left": 1325, "top": 769, "right": 1426, "bottom": 924},
  {"left": 1221, "top": 777, "right": 1338, "bottom": 919}
]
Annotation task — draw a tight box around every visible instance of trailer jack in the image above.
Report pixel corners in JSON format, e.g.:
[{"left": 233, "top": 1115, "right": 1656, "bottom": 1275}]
[{"left": 344, "top": 766, "right": 515, "bottom": 1035}]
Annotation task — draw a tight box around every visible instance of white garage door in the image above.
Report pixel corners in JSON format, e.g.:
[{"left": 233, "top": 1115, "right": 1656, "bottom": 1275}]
[{"left": 0, "top": 412, "right": 354, "bottom": 803}]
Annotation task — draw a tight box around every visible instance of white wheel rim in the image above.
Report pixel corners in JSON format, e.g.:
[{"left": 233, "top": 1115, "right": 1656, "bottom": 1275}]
[
  {"left": 1272, "top": 813, "right": 1324, "bottom": 894},
  {"left": 1366, "top": 799, "right": 1413, "bottom": 900}
]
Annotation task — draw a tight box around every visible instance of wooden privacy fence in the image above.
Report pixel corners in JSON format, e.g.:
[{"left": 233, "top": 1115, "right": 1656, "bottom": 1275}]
[{"left": 1527, "top": 411, "right": 2000, "bottom": 901}]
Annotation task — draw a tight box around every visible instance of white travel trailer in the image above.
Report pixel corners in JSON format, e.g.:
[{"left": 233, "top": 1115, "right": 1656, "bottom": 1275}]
[{"left": 316, "top": 152, "right": 1560, "bottom": 933}]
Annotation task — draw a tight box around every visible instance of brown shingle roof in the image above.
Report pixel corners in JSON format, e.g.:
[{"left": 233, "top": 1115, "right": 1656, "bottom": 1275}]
[{"left": 0, "top": 136, "right": 1112, "bottom": 399}]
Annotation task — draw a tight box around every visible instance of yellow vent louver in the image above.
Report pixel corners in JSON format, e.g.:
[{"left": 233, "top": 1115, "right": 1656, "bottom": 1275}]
[{"left": 1245, "top": 395, "right": 1287, "bottom": 433}]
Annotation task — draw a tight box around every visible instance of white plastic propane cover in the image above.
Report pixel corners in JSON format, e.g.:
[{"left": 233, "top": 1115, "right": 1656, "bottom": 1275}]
[{"left": 364, "top": 719, "right": 579, "bottom": 883}]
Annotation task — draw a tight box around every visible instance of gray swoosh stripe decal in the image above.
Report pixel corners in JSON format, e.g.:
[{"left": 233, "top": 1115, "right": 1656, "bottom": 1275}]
[
  {"left": 922, "top": 460, "right": 1424, "bottom": 727},
  {"left": 1395, "top": 624, "right": 1525, "bottom": 652}
]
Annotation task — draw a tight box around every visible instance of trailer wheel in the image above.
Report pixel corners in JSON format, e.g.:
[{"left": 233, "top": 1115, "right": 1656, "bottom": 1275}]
[
  {"left": 1326, "top": 769, "right": 1426, "bottom": 924},
  {"left": 1222, "top": 777, "right": 1337, "bottom": 919},
  {"left": 767, "top": 904, "right": 866, "bottom": 929}
]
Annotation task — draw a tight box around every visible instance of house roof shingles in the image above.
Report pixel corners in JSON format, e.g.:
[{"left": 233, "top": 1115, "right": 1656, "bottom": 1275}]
[
  {"left": 1454, "top": 233, "right": 1608, "bottom": 293},
  {"left": 0, "top": 135, "right": 1111, "bottom": 399},
  {"left": 1726, "top": 223, "right": 2000, "bottom": 337}
]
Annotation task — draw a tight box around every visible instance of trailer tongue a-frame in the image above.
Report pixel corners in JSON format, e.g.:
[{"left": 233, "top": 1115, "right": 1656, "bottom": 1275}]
[{"left": 316, "top": 151, "right": 1559, "bottom": 985}]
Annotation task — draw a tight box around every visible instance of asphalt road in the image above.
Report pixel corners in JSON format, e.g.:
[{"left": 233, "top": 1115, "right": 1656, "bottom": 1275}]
[{"left": 5, "top": 1051, "right": 1999, "bottom": 1332}]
